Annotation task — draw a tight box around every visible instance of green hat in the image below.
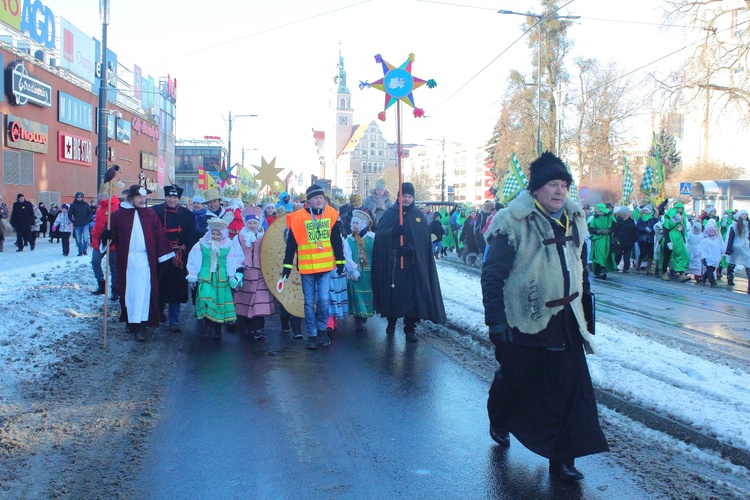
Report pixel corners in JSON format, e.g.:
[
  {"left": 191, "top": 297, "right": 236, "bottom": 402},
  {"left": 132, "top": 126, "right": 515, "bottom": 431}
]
[
  {"left": 595, "top": 203, "right": 610, "bottom": 214},
  {"left": 674, "top": 202, "right": 684, "bottom": 208}
]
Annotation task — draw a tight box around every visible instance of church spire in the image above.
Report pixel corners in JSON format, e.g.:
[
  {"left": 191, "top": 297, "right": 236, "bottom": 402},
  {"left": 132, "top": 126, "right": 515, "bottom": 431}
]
[{"left": 336, "top": 45, "right": 350, "bottom": 95}]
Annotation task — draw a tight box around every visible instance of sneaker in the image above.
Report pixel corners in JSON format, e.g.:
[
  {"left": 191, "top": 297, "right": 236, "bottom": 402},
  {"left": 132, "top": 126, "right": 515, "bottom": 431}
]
[
  {"left": 306, "top": 336, "right": 318, "bottom": 350},
  {"left": 293, "top": 331, "right": 304, "bottom": 339},
  {"left": 318, "top": 329, "right": 331, "bottom": 348},
  {"left": 281, "top": 327, "right": 291, "bottom": 335},
  {"left": 254, "top": 329, "right": 265, "bottom": 341},
  {"left": 661, "top": 274, "right": 671, "bottom": 281}
]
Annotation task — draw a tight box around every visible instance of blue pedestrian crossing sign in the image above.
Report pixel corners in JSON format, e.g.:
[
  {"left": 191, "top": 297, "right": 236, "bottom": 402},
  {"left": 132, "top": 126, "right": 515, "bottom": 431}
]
[{"left": 679, "top": 182, "right": 692, "bottom": 195}]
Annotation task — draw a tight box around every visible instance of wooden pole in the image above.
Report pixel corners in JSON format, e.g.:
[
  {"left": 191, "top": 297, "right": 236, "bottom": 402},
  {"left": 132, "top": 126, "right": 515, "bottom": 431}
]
[
  {"left": 102, "top": 180, "right": 114, "bottom": 349},
  {"left": 397, "top": 100, "right": 404, "bottom": 269}
]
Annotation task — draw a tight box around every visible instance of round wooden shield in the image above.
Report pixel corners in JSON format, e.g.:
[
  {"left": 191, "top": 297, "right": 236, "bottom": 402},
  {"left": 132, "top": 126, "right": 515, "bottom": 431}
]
[{"left": 261, "top": 214, "right": 304, "bottom": 318}]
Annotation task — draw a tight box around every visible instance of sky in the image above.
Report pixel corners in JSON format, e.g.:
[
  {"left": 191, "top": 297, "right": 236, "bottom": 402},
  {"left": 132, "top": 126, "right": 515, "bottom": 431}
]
[
  {"left": 1, "top": 240, "right": 748, "bottom": 476},
  {"left": 38, "top": 0, "right": 694, "bottom": 176}
]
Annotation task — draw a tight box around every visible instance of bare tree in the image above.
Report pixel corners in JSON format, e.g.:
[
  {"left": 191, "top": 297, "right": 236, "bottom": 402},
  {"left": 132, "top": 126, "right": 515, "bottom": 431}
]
[{"left": 658, "top": 1, "right": 750, "bottom": 133}]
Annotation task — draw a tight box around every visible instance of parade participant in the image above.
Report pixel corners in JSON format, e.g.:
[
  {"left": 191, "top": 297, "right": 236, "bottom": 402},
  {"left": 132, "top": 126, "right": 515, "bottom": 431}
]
[
  {"left": 440, "top": 205, "right": 456, "bottom": 257},
  {"left": 460, "top": 210, "right": 479, "bottom": 266},
  {"left": 69, "top": 192, "right": 93, "bottom": 256},
  {"left": 51, "top": 204, "right": 73, "bottom": 256},
  {"left": 700, "top": 221, "right": 724, "bottom": 287},
  {"left": 282, "top": 183, "right": 346, "bottom": 350},
  {"left": 362, "top": 178, "right": 393, "bottom": 229},
  {"left": 588, "top": 203, "right": 617, "bottom": 279},
  {"left": 343, "top": 210, "right": 375, "bottom": 331},
  {"left": 226, "top": 198, "right": 245, "bottom": 239},
  {"left": 372, "top": 182, "right": 446, "bottom": 342},
  {"left": 474, "top": 200, "right": 494, "bottom": 258},
  {"left": 612, "top": 206, "right": 637, "bottom": 273},
  {"left": 660, "top": 202, "right": 691, "bottom": 282},
  {"left": 262, "top": 202, "right": 277, "bottom": 231},
  {"left": 481, "top": 151, "right": 608, "bottom": 482},
  {"left": 725, "top": 209, "right": 750, "bottom": 291},
  {"left": 90, "top": 192, "right": 120, "bottom": 299},
  {"left": 635, "top": 204, "right": 657, "bottom": 274},
  {"left": 10, "top": 194, "right": 34, "bottom": 252},
  {"left": 100, "top": 185, "right": 174, "bottom": 341},
  {"left": 231, "top": 207, "right": 275, "bottom": 339},
  {"left": 276, "top": 192, "right": 293, "bottom": 213},
  {"left": 429, "top": 212, "right": 445, "bottom": 260},
  {"left": 152, "top": 185, "right": 198, "bottom": 332},
  {"left": 191, "top": 195, "right": 209, "bottom": 237},
  {"left": 339, "top": 194, "right": 363, "bottom": 237},
  {"left": 204, "top": 188, "right": 234, "bottom": 225},
  {"left": 186, "top": 218, "right": 243, "bottom": 339},
  {"left": 686, "top": 221, "right": 705, "bottom": 282}
]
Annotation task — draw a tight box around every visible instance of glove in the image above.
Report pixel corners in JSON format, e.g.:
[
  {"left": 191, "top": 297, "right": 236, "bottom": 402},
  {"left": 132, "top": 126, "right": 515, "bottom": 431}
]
[
  {"left": 488, "top": 323, "right": 512, "bottom": 347},
  {"left": 645, "top": 227, "right": 652, "bottom": 233},
  {"left": 396, "top": 245, "right": 413, "bottom": 257},
  {"left": 667, "top": 242, "right": 673, "bottom": 250},
  {"left": 701, "top": 258, "right": 707, "bottom": 266},
  {"left": 99, "top": 229, "right": 113, "bottom": 245},
  {"left": 229, "top": 272, "right": 243, "bottom": 290},
  {"left": 725, "top": 249, "right": 733, "bottom": 256},
  {"left": 392, "top": 224, "right": 405, "bottom": 237},
  {"left": 281, "top": 267, "right": 292, "bottom": 280},
  {"left": 336, "top": 264, "right": 345, "bottom": 276}
]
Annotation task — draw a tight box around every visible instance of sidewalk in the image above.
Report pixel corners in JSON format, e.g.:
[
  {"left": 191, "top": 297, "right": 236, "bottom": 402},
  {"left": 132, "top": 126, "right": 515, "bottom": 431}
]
[{"left": 0, "top": 235, "right": 93, "bottom": 278}]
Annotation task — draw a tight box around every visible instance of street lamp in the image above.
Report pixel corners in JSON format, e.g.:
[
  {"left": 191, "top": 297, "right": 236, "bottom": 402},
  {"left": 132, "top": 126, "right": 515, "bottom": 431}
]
[
  {"left": 498, "top": 9, "right": 579, "bottom": 155},
  {"left": 427, "top": 137, "right": 447, "bottom": 201},
  {"left": 97, "top": 0, "right": 111, "bottom": 192},
  {"left": 225, "top": 111, "right": 257, "bottom": 169}
]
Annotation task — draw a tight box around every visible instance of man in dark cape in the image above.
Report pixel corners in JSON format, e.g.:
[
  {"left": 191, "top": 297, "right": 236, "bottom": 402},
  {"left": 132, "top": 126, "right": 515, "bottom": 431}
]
[
  {"left": 151, "top": 184, "right": 198, "bottom": 332},
  {"left": 372, "top": 182, "right": 446, "bottom": 342},
  {"left": 104, "top": 185, "right": 174, "bottom": 340}
]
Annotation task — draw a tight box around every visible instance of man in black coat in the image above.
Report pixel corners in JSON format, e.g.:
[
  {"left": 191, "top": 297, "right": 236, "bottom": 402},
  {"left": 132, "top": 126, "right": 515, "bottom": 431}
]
[
  {"left": 612, "top": 206, "right": 638, "bottom": 273},
  {"left": 69, "top": 191, "right": 93, "bottom": 256},
  {"left": 151, "top": 185, "right": 198, "bottom": 332},
  {"left": 10, "top": 194, "right": 34, "bottom": 252},
  {"left": 371, "top": 182, "right": 446, "bottom": 342}
]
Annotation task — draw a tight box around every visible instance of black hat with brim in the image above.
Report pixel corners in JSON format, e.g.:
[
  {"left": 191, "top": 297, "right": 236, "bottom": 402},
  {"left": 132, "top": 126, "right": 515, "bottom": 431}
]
[{"left": 122, "top": 185, "right": 152, "bottom": 197}]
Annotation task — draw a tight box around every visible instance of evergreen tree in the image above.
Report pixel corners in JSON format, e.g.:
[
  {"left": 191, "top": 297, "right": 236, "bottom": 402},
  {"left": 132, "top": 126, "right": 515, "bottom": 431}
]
[{"left": 655, "top": 117, "right": 682, "bottom": 179}]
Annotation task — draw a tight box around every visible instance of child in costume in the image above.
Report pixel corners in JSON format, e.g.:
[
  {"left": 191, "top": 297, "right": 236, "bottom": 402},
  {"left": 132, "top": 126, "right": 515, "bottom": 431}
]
[
  {"left": 343, "top": 210, "right": 375, "bottom": 331},
  {"left": 186, "top": 218, "right": 243, "bottom": 339},
  {"left": 231, "top": 207, "right": 275, "bottom": 340}
]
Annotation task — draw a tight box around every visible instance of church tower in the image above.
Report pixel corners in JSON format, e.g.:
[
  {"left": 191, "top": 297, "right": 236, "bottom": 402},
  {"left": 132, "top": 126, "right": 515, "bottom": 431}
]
[{"left": 333, "top": 48, "right": 354, "bottom": 161}]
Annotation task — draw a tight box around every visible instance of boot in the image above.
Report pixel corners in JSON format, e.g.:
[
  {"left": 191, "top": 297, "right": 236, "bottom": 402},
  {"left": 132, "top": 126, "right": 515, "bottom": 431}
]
[
  {"left": 354, "top": 316, "right": 364, "bottom": 332},
  {"left": 549, "top": 459, "right": 584, "bottom": 482},
  {"left": 716, "top": 267, "right": 723, "bottom": 281},
  {"left": 91, "top": 280, "right": 106, "bottom": 295},
  {"left": 213, "top": 322, "right": 222, "bottom": 339},
  {"left": 645, "top": 259, "right": 653, "bottom": 275},
  {"left": 727, "top": 264, "right": 735, "bottom": 286},
  {"left": 317, "top": 329, "right": 331, "bottom": 347},
  {"left": 386, "top": 318, "right": 397, "bottom": 335},
  {"left": 134, "top": 325, "right": 146, "bottom": 342}
]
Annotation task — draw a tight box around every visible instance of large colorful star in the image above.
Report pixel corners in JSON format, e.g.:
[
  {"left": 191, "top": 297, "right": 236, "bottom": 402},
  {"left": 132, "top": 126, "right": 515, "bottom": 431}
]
[
  {"left": 209, "top": 160, "right": 238, "bottom": 188},
  {"left": 359, "top": 53, "right": 436, "bottom": 120},
  {"left": 253, "top": 156, "right": 284, "bottom": 192}
]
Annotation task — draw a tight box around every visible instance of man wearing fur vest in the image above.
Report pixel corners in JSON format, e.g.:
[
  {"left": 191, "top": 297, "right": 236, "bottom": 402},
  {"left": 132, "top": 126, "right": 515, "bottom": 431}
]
[{"left": 481, "top": 152, "right": 608, "bottom": 482}]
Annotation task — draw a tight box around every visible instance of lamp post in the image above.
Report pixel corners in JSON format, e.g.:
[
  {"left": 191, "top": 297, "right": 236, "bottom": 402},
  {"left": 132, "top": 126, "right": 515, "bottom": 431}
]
[
  {"left": 225, "top": 111, "right": 257, "bottom": 169},
  {"left": 427, "top": 137, "right": 447, "bottom": 201},
  {"left": 97, "top": 0, "right": 111, "bottom": 192},
  {"left": 498, "top": 9, "right": 579, "bottom": 155}
]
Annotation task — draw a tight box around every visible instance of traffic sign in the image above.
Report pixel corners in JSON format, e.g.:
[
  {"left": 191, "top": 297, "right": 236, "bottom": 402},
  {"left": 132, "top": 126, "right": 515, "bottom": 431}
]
[
  {"left": 579, "top": 186, "right": 590, "bottom": 198},
  {"left": 679, "top": 182, "right": 692, "bottom": 195}
]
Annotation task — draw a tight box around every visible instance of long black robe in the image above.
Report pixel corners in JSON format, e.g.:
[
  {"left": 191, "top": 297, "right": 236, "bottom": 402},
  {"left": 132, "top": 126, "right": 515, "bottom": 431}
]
[
  {"left": 372, "top": 202, "right": 446, "bottom": 324},
  {"left": 110, "top": 204, "right": 173, "bottom": 326},
  {"left": 151, "top": 203, "right": 198, "bottom": 304}
]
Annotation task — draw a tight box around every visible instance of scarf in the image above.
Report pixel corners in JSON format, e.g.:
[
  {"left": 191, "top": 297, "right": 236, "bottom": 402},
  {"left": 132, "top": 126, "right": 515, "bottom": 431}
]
[
  {"left": 354, "top": 229, "right": 368, "bottom": 267},
  {"left": 240, "top": 226, "right": 259, "bottom": 247}
]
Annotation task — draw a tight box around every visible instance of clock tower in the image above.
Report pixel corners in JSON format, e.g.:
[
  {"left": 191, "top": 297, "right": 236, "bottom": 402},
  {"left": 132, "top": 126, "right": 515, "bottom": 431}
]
[{"left": 333, "top": 48, "right": 353, "bottom": 159}]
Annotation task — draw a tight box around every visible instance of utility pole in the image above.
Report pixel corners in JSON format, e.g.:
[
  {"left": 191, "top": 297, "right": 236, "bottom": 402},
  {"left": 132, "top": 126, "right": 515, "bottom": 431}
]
[
  {"left": 427, "top": 137, "right": 447, "bottom": 201},
  {"left": 225, "top": 111, "right": 257, "bottom": 168}
]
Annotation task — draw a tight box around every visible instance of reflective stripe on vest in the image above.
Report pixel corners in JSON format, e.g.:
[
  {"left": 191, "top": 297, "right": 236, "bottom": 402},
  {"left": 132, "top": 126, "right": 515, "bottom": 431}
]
[{"left": 288, "top": 205, "right": 339, "bottom": 274}]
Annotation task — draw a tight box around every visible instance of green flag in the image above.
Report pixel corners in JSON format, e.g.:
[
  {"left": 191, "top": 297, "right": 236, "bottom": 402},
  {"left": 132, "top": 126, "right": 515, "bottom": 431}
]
[
  {"left": 622, "top": 154, "right": 634, "bottom": 204},
  {"left": 500, "top": 153, "right": 528, "bottom": 204},
  {"left": 566, "top": 162, "right": 579, "bottom": 203}
]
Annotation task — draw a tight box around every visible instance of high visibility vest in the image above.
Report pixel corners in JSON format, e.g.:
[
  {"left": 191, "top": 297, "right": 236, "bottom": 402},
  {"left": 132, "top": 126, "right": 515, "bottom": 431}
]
[{"left": 287, "top": 205, "right": 339, "bottom": 274}]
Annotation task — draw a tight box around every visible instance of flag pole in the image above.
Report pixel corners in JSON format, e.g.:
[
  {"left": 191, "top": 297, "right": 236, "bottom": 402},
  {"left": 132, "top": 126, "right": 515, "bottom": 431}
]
[
  {"left": 397, "top": 100, "right": 404, "bottom": 269},
  {"left": 101, "top": 165, "right": 120, "bottom": 349}
]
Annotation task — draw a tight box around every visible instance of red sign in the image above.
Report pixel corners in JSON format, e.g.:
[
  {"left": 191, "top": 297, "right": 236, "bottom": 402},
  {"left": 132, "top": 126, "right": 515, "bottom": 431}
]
[
  {"left": 203, "top": 135, "right": 221, "bottom": 141},
  {"left": 6, "top": 115, "right": 49, "bottom": 153},
  {"left": 131, "top": 116, "right": 160, "bottom": 141},
  {"left": 58, "top": 131, "right": 92, "bottom": 166}
]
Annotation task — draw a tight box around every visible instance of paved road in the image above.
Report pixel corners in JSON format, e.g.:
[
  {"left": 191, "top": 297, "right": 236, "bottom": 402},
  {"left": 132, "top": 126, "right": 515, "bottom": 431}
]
[{"left": 134, "top": 314, "right": 646, "bottom": 499}]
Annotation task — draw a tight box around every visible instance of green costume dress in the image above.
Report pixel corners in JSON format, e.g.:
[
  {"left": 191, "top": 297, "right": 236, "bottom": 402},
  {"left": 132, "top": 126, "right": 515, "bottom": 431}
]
[
  {"left": 440, "top": 209, "right": 455, "bottom": 249},
  {"left": 345, "top": 232, "right": 375, "bottom": 318},
  {"left": 455, "top": 212, "right": 467, "bottom": 251},
  {"left": 195, "top": 244, "right": 237, "bottom": 323},
  {"left": 661, "top": 207, "right": 689, "bottom": 272},
  {"left": 589, "top": 213, "right": 617, "bottom": 272}
]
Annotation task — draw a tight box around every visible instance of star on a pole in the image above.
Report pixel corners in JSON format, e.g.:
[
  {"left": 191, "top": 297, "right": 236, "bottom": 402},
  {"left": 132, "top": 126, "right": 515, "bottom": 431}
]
[
  {"left": 359, "top": 53, "right": 436, "bottom": 121},
  {"left": 253, "top": 156, "right": 283, "bottom": 192}
]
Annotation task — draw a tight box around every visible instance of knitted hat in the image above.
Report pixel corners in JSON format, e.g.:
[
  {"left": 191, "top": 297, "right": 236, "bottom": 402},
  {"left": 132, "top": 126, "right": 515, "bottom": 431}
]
[
  {"left": 527, "top": 152, "right": 572, "bottom": 193},
  {"left": 350, "top": 194, "right": 363, "bottom": 206},
  {"left": 375, "top": 178, "right": 386, "bottom": 189},
  {"left": 16, "top": 193, "right": 24, "bottom": 200},
  {"left": 642, "top": 204, "right": 653, "bottom": 214},
  {"left": 401, "top": 182, "right": 415, "bottom": 197},
  {"left": 306, "top": 183, "right": 325, "bottom": 199},
  {"left": 242, "top": 206, "right": 262, "bottom": 222}
]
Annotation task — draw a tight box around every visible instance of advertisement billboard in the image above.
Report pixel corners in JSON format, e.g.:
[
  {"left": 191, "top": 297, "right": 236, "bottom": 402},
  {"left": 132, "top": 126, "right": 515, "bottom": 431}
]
[{"left": 59, "top": 18, "right": 95, "bottom": 86}]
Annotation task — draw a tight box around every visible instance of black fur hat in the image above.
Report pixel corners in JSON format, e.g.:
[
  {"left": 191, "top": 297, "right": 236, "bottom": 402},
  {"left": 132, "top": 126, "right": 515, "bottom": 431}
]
[{"left": 527, "top": 151, "right": 572, "bottom": 192}]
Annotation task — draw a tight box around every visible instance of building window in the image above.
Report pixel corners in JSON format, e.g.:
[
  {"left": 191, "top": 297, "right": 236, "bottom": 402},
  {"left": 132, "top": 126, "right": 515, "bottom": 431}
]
[{"left": 2, "top": 150, "right": 34, "bottom": 185}]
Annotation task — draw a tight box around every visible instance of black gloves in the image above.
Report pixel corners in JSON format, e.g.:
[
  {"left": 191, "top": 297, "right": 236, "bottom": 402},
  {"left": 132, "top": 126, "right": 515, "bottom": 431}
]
[
  {"left": 392, "top": 224, "right": 405, "bottom": 237},
  {"left": 336, "top": 263, "right": 345, "bottom": 276},
  {"left": 281, "top": 267, "right": 291, "bottom": 280},
  {"left": 725, "top": 249, "right": 733, "bottom": 256},
  {"left": 396, "top": 245, "right": 412, "bottom": 257},
  {"left": 488, "top": 322, "right": 512, "bottom": 347},
  {"left": 701, "top": 258, "right": 707, "bottom": 266},
  {"left": 99, "top": 229, "right": 113, "bottom": 245}
]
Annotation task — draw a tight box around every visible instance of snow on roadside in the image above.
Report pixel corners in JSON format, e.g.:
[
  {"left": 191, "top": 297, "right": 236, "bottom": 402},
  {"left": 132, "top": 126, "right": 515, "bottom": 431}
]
[{"left": 436, "top": 264, "right": 750, "bottom": 452}]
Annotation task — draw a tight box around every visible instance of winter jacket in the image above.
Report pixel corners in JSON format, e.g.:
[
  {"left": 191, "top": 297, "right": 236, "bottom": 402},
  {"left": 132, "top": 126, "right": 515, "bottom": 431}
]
[
  {"left": 613, "top": 217, "right": 637, "bottom": 247},
  {"left": 91, "top": 196, "right": 120, "bottom": 250},
  {"left": 636, "top": 216, "right": 658, "bottom": 244},
  {"left": 361, "top": 189, "right": 393, "bottom": 228},
  {"left": 429, "top": 219, "right": 445, "bottom": 242},
  {"left": 68, "top": 199, "right": 93, "bottom": 227},
  {"left": 53, "top": 212, "right": 73, "bottom": 233},
  {"left": 726, "top": 217, "right": 750, "bottom": 267},
  {"left": 10, "top": 200, "right": 34, "bottom": 230},
  {"left": 700, "top": 233, "right": 724, "bottom": 268}
]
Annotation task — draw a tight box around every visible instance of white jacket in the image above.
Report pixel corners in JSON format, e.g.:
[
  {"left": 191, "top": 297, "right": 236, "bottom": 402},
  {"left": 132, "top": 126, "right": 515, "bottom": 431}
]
[{"left": 700, "top": 234, "right": 724, "bottom": 268}]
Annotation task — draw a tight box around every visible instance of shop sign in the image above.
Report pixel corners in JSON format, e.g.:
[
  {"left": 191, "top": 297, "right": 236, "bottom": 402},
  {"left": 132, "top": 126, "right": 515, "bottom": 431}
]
[
  {"left": 132, "top": 116, "right": 160, "bottom": 141},
  {"left": 8, "top": 61, "right": 52, "bottom": 107},
  {"left": 7, "top": 114, "right": 48, "bottom": 153},
  {"left": 58, "top": 91, "right": 93, "bottom": 131},
  {"left": 59, "top": 18, "right": 96, "bottom": 86},
  {"left": 57, "top": 131, "right": 92, "bottom": 166}
]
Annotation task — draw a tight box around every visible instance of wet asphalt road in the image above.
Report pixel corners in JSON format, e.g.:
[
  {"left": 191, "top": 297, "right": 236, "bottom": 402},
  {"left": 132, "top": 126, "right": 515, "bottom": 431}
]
[{"left": 134, "top": 314, "right": 648, "bottom": 499}]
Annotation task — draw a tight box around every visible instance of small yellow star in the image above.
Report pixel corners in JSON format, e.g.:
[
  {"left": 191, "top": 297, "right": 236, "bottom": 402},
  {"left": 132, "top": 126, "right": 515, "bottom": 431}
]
[{"left": 253, "top": 156, "right": 284, "bottom": 192}]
